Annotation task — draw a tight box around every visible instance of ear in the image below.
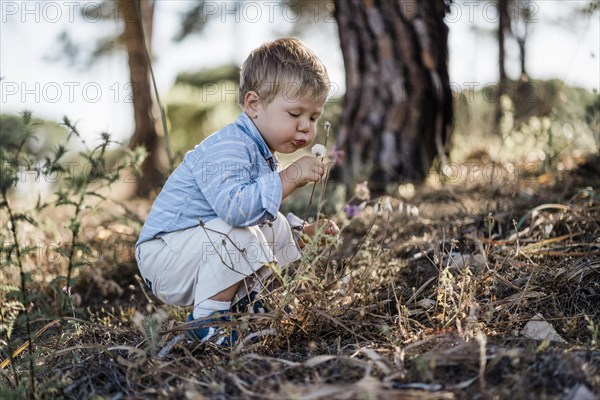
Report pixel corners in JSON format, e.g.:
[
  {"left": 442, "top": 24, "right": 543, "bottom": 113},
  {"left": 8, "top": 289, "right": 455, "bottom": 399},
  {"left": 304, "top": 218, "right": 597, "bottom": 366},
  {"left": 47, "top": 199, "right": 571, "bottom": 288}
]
[{"left": 243, "top": 91, "right": 261, "bottom": 118}]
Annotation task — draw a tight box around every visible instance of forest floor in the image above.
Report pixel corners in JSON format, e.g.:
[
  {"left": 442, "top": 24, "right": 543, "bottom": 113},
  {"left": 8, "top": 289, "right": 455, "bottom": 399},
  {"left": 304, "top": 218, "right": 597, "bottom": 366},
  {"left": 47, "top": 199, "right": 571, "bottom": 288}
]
[{"left": 2, "top": 154, "right": 599, "bottom": 399}]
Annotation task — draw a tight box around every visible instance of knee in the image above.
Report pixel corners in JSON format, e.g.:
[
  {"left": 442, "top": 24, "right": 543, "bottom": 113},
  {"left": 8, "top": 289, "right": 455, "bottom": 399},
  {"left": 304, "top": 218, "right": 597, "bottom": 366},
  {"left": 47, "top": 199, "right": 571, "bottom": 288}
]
[{"left": 270, "top": 212, "right": 293, "bottom": 234}]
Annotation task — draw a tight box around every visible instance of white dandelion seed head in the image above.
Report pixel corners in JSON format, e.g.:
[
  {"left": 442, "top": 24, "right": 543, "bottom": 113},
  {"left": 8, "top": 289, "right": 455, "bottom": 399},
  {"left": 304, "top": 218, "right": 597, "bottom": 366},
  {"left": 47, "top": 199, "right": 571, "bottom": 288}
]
[
  {"left": 354, "top": 181, "right": 370, "bottom": 201},
  {"left": 324, "top": 121, "right": 331, "bottom": 131},
  {"left": 312, "top": 144, "right": 327, "bottom": 157}
]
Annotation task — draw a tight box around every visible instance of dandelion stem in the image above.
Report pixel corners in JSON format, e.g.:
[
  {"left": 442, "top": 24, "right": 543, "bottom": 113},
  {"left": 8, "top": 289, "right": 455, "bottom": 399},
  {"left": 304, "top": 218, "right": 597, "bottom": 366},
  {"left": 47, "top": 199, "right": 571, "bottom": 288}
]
[
  {"left": 302, "top": 184, "right": 318, "bottom": 229},
  {"left": 302, "top": 122, "right": 331, "bottom": 231}
]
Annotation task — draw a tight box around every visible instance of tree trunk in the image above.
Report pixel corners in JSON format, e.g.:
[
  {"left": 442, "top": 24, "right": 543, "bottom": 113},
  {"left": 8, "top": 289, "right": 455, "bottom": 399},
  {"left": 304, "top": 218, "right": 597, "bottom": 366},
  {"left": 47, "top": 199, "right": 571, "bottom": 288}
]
[
  {"left": 333, "top": 0, "right": 452, "bottom": 194},
  {"left": 514, "top": 0, "right": 529, "bottom": 79},
  {"left": 517, "top": 36, "right": 526, "bottom": 78},
  {"left": 119, "top": 0, "right": 164, "bottom": 197},
  {"left": 495, "top": 0, "right": 510, "bottom": 130}
]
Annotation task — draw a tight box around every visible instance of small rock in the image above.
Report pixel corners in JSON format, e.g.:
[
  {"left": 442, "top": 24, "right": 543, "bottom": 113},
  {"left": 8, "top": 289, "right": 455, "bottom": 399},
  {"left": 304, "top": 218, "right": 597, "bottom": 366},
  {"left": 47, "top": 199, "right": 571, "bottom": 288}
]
[{"left": 521, "top": 313, "right": 566, "bottom": 343}]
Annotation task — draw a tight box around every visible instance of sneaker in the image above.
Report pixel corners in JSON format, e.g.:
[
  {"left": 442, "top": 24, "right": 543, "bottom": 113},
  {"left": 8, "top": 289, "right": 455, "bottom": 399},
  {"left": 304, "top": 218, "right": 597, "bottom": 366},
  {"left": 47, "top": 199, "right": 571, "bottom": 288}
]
[
  {"left": 232, "top": 291, "right": 268, "bottom": 314},
  {"left": 185, "top": 311, "right": 238, "bottom": 346}
]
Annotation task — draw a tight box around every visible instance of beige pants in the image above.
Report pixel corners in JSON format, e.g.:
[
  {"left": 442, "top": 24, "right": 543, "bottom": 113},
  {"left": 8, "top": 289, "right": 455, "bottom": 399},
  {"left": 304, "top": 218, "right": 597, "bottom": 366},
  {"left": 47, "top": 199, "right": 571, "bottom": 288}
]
[{"left": 135, "top": 212, "right": 302, "bottom": 306}]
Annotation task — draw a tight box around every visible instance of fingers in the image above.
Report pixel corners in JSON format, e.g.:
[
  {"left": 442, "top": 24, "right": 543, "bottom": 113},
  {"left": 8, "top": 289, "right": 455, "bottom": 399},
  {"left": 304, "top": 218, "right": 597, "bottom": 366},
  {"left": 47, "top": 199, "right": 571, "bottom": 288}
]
[
  {"left": 311, "top": 219, "right": 340, "bottom": 237},
  {"left": 324, "top": 220, "right": 340, "bottom": 236},
  {"left": 311, "top": 159, "right": 326, "bottom": 182},
  {"left": 329, "top": 222, "right": 340, "bottom": 235},
  {"left": 301, "top": 156, "right": 325, "bottom": 183},
  {"left": 287, "top": 156, "right": 330, "bottom": 187}
]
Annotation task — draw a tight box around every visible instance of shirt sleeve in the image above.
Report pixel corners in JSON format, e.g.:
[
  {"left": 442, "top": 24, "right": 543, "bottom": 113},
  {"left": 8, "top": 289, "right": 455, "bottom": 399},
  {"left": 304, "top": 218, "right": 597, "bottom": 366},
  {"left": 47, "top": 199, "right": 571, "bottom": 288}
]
[{"left": 190, "top": 138, "right": 282, "bottom": 227}]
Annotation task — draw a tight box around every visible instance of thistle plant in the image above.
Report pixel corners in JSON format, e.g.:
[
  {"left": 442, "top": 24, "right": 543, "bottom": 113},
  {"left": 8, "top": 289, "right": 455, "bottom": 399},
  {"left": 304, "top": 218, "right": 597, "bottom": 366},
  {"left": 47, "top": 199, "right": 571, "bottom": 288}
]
[
  {"left": 41, "top": 117, "right": 145, "bottom": 316},
  {"left": 0, "top": 111, "right": 39, "bottom": 398},
  {"left": 0, "top": 112, "right": 144, "bottom": 396}
]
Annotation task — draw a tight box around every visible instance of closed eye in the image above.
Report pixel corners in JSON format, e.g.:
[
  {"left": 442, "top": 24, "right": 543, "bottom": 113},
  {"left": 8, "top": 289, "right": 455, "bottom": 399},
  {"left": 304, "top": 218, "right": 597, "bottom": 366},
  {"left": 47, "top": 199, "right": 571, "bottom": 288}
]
[{"left": 288, "top": 112, "right": 299, "bottom": 117}]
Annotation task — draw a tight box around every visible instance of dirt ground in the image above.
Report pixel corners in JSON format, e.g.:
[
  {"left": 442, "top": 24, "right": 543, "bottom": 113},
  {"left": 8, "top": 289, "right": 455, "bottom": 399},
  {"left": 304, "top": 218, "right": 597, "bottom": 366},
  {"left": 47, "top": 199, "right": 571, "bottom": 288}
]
[{"left": 2, "top": 155, "right": 599, "bottom": 399}]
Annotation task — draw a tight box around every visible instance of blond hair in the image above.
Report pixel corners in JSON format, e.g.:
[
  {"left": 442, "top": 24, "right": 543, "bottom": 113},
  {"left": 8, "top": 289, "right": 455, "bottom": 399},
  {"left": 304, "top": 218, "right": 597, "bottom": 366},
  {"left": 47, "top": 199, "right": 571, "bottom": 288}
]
[{"left": 239, "top": 38, "right": 330, "bottom": 106}]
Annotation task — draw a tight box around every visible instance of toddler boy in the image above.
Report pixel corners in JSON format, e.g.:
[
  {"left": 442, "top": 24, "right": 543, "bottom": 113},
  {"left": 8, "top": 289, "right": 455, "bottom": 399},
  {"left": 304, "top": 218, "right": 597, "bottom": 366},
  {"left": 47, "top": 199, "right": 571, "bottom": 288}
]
[{"left": 135, "top": 38, "right": 339, "bottom": 346}]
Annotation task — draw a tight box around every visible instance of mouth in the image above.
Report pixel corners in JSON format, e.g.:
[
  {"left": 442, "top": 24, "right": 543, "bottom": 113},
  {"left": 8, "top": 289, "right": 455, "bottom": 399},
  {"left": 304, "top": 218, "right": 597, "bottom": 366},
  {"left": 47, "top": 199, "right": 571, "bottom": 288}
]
[{"left": 293, "top": 140, "right": 307, "bottom": 147}]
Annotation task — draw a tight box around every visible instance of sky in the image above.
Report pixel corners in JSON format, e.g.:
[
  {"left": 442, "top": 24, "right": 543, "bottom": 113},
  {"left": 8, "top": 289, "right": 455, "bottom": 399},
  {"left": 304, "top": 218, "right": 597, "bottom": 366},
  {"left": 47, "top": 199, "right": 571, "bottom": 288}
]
[{"left": 1, "top": 0, "right": 598, "bottom": 144}]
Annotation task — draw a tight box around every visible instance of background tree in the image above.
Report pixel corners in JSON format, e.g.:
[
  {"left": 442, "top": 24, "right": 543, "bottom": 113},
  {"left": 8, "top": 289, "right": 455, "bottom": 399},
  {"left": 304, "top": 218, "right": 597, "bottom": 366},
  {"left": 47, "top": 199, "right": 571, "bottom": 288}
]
[
  {"left": 496, "top": 0, "right": 535, "bottom": 129},
  {"left": 333, "top": 0, "right": 453, "bottom": 193},
  {"left": 495, "top": 0, "right": 510, "bottom": 129},
  {"left": 513, "top": 0, "right": 534, "bottom": 79},
  {"left": 56, "top": 0, "right": 165, "bottom": 197},
  {"left": 118, "top": 0, "right": 165, "bottom": 197}
]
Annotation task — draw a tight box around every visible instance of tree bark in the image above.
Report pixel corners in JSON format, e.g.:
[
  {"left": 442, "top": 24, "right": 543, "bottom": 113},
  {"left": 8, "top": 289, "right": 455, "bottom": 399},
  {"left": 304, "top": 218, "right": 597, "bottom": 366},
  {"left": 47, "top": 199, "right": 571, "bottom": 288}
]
[
  {"left": 119, "top": 0, "right": 164, "bottom": 197},
  {"left": 334, "top": 0, "right": 452, "bottom": 194}
]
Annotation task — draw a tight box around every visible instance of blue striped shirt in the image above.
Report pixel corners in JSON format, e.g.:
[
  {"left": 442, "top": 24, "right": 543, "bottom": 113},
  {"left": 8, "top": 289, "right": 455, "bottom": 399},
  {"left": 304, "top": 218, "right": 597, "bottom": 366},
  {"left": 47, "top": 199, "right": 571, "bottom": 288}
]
[{"left": 136, "top": 112, "right": 282, "bottom": 245}]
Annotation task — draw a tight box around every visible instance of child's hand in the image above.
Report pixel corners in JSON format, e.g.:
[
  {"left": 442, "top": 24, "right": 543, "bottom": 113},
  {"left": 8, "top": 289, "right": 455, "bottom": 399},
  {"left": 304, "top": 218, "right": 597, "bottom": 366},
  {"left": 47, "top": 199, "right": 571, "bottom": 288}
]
[
  {"left": 284, "top": 156, "right": 326, "bottom": 187},
  {"left": 303, "top": 219, "right": 340, "bottom": 238}
]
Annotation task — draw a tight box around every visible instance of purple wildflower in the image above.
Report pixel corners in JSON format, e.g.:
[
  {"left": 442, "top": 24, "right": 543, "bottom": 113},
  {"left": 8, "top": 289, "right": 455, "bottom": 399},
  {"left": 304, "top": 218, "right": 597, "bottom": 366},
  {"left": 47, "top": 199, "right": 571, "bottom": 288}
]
[
  {"left": 329, "top": 145, "right": 345, "bottom": 165},
  {"left": 344, "top": 204, "right": 361, "bottom": 218}
]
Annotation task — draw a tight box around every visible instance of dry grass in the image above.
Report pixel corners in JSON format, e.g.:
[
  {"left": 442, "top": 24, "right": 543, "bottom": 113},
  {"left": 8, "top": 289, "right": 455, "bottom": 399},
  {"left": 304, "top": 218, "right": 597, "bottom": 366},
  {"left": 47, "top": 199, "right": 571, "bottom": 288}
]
[{"left": 1, "top": 155, "right": 599, "bottom": 399}]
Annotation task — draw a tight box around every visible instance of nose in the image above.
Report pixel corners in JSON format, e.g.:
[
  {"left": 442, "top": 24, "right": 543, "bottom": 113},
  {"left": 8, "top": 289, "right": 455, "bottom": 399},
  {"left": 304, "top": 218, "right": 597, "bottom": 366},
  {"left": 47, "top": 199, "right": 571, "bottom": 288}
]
[{"left": 297, "top": 118, "right": 309, "bottom": 133}]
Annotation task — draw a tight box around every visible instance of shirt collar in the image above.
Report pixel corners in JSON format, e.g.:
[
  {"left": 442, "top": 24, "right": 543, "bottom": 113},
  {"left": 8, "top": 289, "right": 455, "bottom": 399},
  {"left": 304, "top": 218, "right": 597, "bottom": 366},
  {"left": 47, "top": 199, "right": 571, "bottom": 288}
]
[{"left": 235, "top": 112, "right": 278, "bottom": 169}]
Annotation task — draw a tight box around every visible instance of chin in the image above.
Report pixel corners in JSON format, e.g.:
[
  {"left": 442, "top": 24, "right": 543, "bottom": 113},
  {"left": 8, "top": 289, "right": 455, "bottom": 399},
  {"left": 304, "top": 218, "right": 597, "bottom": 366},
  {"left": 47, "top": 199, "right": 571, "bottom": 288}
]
[
  {"left": 273, "top": 144, "right": 299, "bottom": 154},
  {"left": 277, "top": 148, "right": 297, "bottom": 154}
]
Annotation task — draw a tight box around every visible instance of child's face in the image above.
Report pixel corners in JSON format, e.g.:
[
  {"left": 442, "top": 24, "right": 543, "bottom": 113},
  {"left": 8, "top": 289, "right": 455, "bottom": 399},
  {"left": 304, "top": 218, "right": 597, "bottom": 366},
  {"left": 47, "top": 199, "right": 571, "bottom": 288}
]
[{"left": 250, "top": 91, "right": 325, "bottom": 154}]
